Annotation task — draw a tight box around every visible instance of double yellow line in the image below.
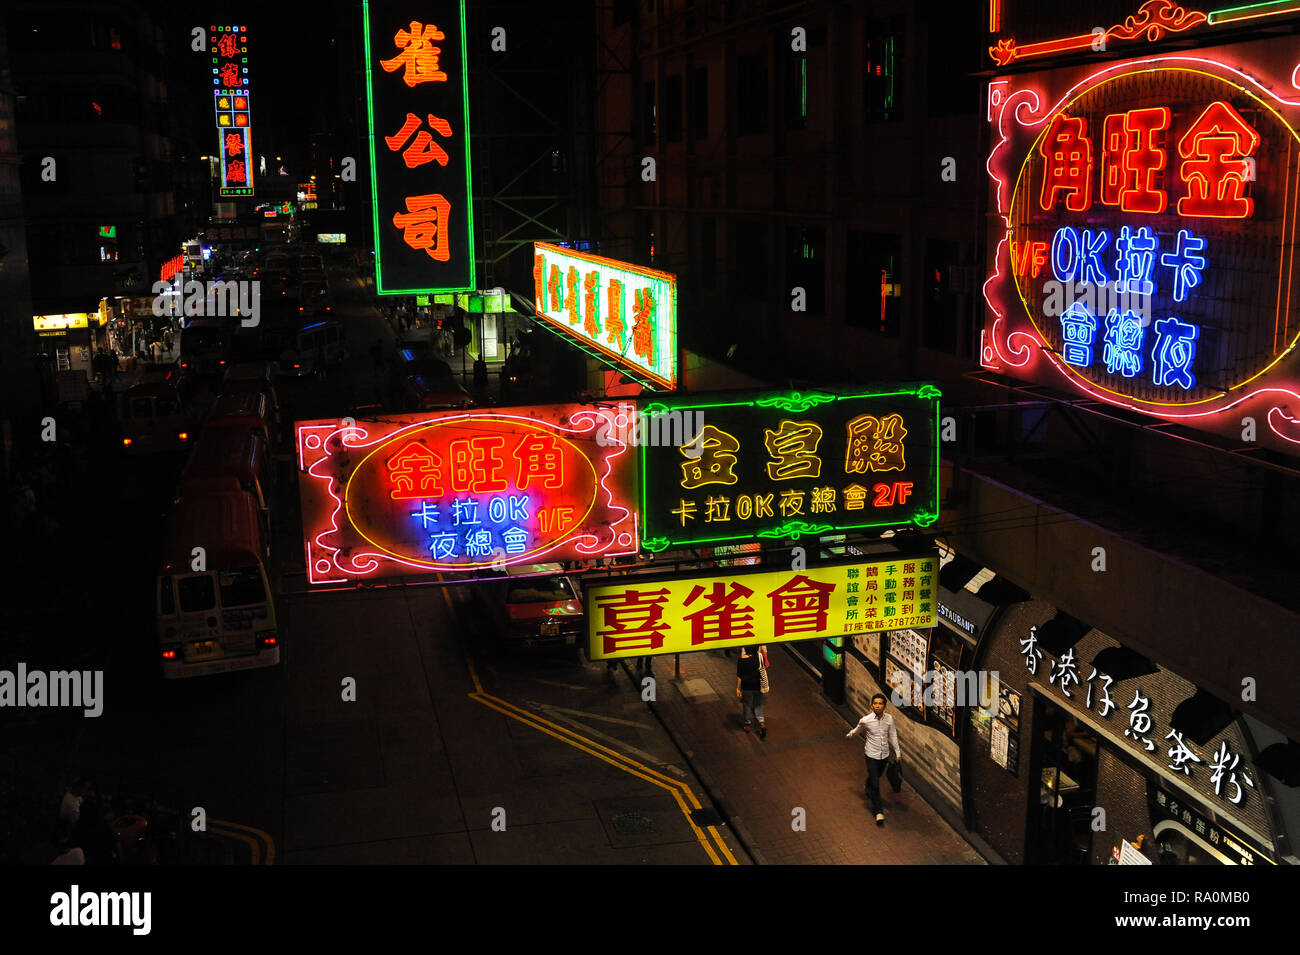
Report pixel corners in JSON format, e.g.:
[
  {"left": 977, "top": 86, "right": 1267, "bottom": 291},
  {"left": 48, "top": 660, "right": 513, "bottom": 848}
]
[
  {"left": 465, "top": 656, "right": 739, "bottom": 865},
  {"left": 207, "top": 817, "right": 276, "bottom": 865}
]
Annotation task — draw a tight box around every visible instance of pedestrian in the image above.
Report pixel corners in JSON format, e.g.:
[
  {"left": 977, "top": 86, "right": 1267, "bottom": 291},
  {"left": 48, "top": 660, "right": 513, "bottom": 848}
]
[
  {"left": 735, "top": 645, "right": 766, "bottom": 738},
  {"left": 845, "top": 692, "right": 901, "bottom": 827}
]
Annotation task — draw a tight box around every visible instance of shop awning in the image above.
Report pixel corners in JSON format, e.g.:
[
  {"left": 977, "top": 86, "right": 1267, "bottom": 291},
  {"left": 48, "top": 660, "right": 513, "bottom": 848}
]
[
  {"left": 1170, "top": 689, "right": 1238, "bottom": 747},
  {"left": 939, "top": 552, "right": 983, "bottom": 592}
]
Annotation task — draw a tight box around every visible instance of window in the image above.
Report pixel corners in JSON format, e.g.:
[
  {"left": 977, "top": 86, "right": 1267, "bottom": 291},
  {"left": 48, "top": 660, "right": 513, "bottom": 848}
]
[
  {"left": 735, "top": 222, "right": 767, "bottom": 300},
  {"left": 923, "top": 239, "right": 960, "bottom": 353},
  {"left": 864, "top": 19, "right": 903, "bottom": 123},
  {"left": 662, "top": 74, "right": 683, "bottom": 143},
  {"left": 736, "top": 51, "right": 768, "bottom": 135},
  {"left": 177, "top": 575, "right": 216, "bottom": 613},
  {"left": 688, "top": 66, "right": 708, "bottom": 141},
  {"left": 219, "top": 567, "right": 267, "bottom": 608},
  {"left": 698, "top": 217, "right": 716, "bottom": 289},
  {"left": 642, "top": 80, "right": 656, "bottom": 143},
  {"left": 783, "top": 53, "right": 807, "bottom": 131},
  {"left": 845, "top": 231, "right": 901, "bottom": 336},
  {"left": 785, "top": 226, "right": 825, "bottom": 315}
]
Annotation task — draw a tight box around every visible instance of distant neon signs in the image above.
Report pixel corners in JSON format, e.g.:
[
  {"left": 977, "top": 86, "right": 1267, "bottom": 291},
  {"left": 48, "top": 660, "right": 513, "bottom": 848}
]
[
  {"left": 364, "top": 0, "right": 475, "bottom": 293},
  {"left": 638, "top": 387, "right": 940, "bottom": 552},
  {"left": 296, "top": 404, "right": 638, "bottom": 583},
  {"left": 160, "top": 255, "right": 183, "bottom": 283},
  {"left": 212, "top": 25, "right": 253, "bottom": 198},
  {"left": 532, "top": 242, "right": 678, "bottom": 390},
  {"left": 984, "top": 53, "right": 1300, "bottom": 451},
  {"left": 586, "top": 553, "right": 939, "bottom": 660}
]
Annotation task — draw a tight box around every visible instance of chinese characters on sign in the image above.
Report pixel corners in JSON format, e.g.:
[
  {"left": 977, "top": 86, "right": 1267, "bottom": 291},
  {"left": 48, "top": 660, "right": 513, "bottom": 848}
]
[
  {"left": 988, "top": 55, "right": 1300, "bottom": 454},
  {"left": 1022, "top": 629, "right": 1257, "bottom": 809},
  {"left": 296, "top": 404, "right": 637, "bottom": 583},
  {"left": 365, "top": 0, "right": 475, "bottom": 293},
  {"left": 212, "top": 26, "right": 254, "bottom": 198},
  {"left": 639, "top": 388, "right": 940, "bottom": 550},
  {"left": 531, "top": 242, "right": 679, "bottom": 390},
  {"left": 586, "top": 555, "right": 938, "bottom": 660}
]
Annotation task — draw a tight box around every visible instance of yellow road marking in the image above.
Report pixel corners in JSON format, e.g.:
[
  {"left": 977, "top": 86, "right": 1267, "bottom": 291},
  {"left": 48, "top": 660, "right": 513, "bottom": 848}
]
[
  {"left": 441, "top": 586, "right": 738, "bottom": 864},
  {"left": 208, "top": 817, "right": 276, "bottom": 866}
]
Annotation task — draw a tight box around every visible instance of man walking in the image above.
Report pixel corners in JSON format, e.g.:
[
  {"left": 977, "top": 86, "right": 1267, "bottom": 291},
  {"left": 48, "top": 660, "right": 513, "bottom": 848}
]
[{"left": 846, "top": 692, "right": 900, "bottom": 827}]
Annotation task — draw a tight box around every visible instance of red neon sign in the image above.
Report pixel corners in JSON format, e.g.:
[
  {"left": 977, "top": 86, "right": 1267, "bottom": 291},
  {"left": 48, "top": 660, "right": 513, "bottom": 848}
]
[
  {"left": 1101, "top": 106, "right": 1171, "bottom": 214},
  {"left": 1177, "top": 101, "right": 1260, "bottom": 219},
  {"left": 297, "top": 404, "right": 638, "bottom": 582}
]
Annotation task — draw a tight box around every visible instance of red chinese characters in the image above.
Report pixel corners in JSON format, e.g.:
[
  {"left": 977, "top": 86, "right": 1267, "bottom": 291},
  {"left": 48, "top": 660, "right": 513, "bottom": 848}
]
[
  {"left": 387, "top": 440, "right": 445, "bottom": 499},
  {"left": 683, "top": 582, "right": 756, "bottom": 645},
  {"left": 1037, "top": 101, "right": 1259, "bottom": 220},
  {"left": 1177, "top": 101, "right": 1259, "bottom": 219},
  {"left": 766, "top": 574, "right": 836, "bottom": 638},
  {"left": 385, "top": 113, "right": 453, "bottom": 168},
  {"left": 392, "top": 194, "right": 452, "bottom": 262},
  {"left": 594, "top": 588, "right": 672, "bottom": 654},
  {"left": 380, "top": 21, "right": 448, "bottom": 86},
  {"left": 1101, "top": 107, "right": 1170, "bottom": 214},
  {"left": 1039, "top": 114, "right": 1094, "bottom": 213}
]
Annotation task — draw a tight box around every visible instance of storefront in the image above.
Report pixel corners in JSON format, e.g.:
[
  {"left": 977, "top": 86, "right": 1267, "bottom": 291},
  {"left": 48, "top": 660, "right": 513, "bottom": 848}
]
[
  {"left": 842, "top": 545, "right": 1025, "bottom": 826},
  {"left": 964, "top": 597, "right": 1292, "bottom": 864},
  {"left": 33, "top": 313, "right": 93, "bottom": 380}
]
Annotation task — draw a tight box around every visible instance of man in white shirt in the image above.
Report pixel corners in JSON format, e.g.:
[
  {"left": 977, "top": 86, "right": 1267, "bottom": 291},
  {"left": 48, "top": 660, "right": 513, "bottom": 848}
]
[{"left": 846, "top": 692, "right": 901, "bottom": 826}]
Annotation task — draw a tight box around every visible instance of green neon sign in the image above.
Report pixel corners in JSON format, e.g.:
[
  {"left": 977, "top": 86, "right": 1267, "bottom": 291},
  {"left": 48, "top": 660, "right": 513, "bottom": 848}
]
[
  {"left": 364, "top": 0, "right": 476, "bottom": 295},
  {"left": 532, "top": 241, "right": 678, "bottom": 390},
  {"left": 637, "top": 385, "right": 941, "bottom": 552}
]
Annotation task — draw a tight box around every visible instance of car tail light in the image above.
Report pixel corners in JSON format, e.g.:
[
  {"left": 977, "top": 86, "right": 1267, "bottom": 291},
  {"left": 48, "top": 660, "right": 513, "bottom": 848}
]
[
  {"left": 293, "top": 363, "right": 300, "bottom": 370},
  {"left": 219, "top": 360, "right": 226, "bottom": 365},
  {"left": 258, "top": 633, "right": 278, "bottom": 649},
  {"left": 161, "top": 647, "right": 178, "bottom": 661},
  {"left": 178, "top": 432, "right": 189, "bottom": 441},
  {"left": 122, "top": 437, "right": 132, "bottom": 447}
]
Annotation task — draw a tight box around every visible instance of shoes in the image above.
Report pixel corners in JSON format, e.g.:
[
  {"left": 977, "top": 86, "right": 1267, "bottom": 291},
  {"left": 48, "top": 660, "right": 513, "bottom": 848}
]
[
  {"left": 743, "top": 722, "right": 752, "bottom": 733},
  {"left": 876, "top": 813, "right": 885, "bottom": 827},
  {"left": 758, "top": 723, "right": 767, "bottom": 739}
]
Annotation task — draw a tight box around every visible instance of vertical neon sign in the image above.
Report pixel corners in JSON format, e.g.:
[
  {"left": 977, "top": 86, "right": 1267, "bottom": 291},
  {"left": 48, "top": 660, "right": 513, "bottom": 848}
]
[
  {"left": 213, "top": 25, "right": 254, "bottom": 198},
  {"left": 363, "top": 0, "right": 476, "bottom": 294}
]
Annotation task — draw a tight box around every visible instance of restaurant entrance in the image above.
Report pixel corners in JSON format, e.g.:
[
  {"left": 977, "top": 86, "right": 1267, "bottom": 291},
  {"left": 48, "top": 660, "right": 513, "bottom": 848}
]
[{"left": 1026, "top": 694, "right": 1100, "bottom": 864}]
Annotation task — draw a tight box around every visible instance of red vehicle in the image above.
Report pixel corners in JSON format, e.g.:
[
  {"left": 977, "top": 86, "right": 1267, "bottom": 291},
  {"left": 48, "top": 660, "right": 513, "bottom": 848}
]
[
  {"left": 119, "top": 381, "right": 191, "bottom": 454},
  {"left": 475, "top": 563, "right": 585, "bottom": 655}
]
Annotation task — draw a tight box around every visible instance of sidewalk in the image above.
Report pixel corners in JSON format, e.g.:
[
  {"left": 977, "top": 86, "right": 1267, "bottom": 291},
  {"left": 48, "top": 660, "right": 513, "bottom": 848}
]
[{"left": 630, "top": 647, "right": 992, "bottom": 865}]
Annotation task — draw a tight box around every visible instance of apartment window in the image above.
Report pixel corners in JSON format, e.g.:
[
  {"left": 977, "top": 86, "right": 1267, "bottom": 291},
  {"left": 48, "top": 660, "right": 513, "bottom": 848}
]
[
  {"left": 698, "top": 217, "right": 717, "bottom": 289},
  {"left": 688, "top": 66, "right": 708, "bottom": 141},
  {"left": 845, "top": 231, "right": 901, "bottom": 336},
  {"left": 737, "top": 51, "right": 768, "bottom": 135},
  {"left": 662, "top": 74, "right": 683, "bottom": 143},
  {"left": 642, "top": 79, "right": 656, "bottom": 143},
  {"left": 735, "top": 221, "right": 767, "bottom": 301},
  {"left": 927, "top": 12, "right": 979, "bottom": 117},
  {"left": 785, "top": 226, "right": 825, "bottom": 315},
  {"left": 864, "top": 19, "right": 903, "bottom": 123},
  {"left": 783, "top": 52, "right": 807, "bottom": 131},
  {"left": 923, "top": 239, "right": 960, "bottom": 353}
]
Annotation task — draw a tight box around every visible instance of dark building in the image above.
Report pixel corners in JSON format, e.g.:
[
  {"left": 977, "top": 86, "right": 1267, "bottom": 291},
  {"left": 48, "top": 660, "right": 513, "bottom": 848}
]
[
  {"left": 593, "top": 0, "right": 1300, "bottom": 865},
  {"left": 9, "top": 1, "right": 184, "bottom": 315}
]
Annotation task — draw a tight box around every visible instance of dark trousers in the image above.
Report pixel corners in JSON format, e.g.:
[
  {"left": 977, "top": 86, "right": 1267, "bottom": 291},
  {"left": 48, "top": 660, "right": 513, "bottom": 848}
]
[{"left": 865, "top": 756, "right": 888, "bottom": 815}]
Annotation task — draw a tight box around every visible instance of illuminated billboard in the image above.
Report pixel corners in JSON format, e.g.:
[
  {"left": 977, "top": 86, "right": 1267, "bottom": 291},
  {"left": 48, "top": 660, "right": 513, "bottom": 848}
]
[
  {"left": 532, "top": 242, "right": 678, "bottom": 390},
  {"left": 212, "top": 25, "right": 253, "bottom": 198},
  {"left": 984, "top": 41, "right": 1300, "bottom": 454},
  {"left": 586, "top": 552, "right": 939, "bottom": 660},
  {"left": 363, "top": 0, "right": 475, "bottom": 293},
  {"left": 637, "top": 386, "right": 940, "bottom": 552},
  {"left": 296, "top": 404, "right": 638, "bottom": 584}
]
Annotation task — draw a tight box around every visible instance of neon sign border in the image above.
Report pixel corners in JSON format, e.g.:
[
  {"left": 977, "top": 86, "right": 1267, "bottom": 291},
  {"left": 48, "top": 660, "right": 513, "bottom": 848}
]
[
  {"left": 362, "top": 0, "right": 477, "bottom": 295},
  {"left": 298, "top": 406, "right": 639, "bottom": 583},
  {"left": 636, "top": 386, "right": 942, "bottom": 552},
  {"left": 532, "top": 241, "right": 679, "bottom": 391},
  {"left": 1002, "top": 61, "right": 1300, "bottom": 406}
]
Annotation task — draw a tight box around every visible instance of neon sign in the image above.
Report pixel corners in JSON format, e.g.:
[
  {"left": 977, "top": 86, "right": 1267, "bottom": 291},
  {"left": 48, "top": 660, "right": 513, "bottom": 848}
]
[
  {"left": 984, "top": 52, "right": 1300, "bottom": 450},
  {"left": 638, "top": 387, "right": 940, "bottom": 552},
  {"left": 212, "top": 26, "right": 254, "bottom": 198},
  {"left": 296, "top": 404, "right": 637, "bottom": 583},
  {"left": 364, "top": 0, "right": 475, "bottom": 294},
  {"left": 586, "top": 553, "right": 939, "bottom": 660},
  {"left": 531, "top": 241, "right": 678, "bottom": 390}
]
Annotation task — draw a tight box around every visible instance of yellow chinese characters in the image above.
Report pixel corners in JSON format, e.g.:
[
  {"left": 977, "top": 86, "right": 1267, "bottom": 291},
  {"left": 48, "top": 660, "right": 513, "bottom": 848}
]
[
  {"left": 681, "top": 425, "right": 740, "bottom": 488},
  {"left": 845, "top": 412, "right": 907, "bottom": 473},
  {"left": 764, "top": 419, "right": 823, "bottom": 480}
]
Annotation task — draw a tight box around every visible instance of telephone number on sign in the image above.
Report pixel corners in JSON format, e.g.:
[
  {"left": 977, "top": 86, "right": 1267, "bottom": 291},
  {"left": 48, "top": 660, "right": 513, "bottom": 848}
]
[{"left": 878, "top": 616, "right": 934, "bottom": 629}]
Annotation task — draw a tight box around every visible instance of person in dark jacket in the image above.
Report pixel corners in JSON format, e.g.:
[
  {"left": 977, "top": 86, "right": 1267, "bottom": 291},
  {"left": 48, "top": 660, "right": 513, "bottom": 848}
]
[{"left": 735, "top": 645, "right": 766, "bottom": 738}]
